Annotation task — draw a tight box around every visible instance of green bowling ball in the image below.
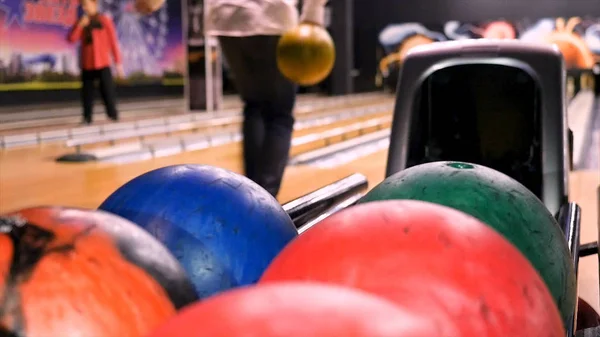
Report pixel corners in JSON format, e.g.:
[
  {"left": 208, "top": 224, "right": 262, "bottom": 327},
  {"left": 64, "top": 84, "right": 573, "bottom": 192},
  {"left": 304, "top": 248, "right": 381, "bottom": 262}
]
[{"left": 360, "top": 161, "right": 576, "bottom": 326}]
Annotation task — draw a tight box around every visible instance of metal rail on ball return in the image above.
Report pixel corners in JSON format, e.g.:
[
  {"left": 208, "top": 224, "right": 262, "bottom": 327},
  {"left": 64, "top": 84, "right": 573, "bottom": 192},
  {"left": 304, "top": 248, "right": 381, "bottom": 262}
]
[
  {"left": 282, "top": 173, "right": 368, "bottom": 229},
  {"left": 557, "top": 203, "right": 584, "bottom": 336}
]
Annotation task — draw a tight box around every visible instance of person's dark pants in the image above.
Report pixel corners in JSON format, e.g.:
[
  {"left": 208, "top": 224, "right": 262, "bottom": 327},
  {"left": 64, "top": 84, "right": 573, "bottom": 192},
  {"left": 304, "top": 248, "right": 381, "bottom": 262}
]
[
  {"left": 81, "top": 67, "right": 119, "bottom": 123},
  {"left": 218, "top": 35, "right": 297, "bottom": 198}
]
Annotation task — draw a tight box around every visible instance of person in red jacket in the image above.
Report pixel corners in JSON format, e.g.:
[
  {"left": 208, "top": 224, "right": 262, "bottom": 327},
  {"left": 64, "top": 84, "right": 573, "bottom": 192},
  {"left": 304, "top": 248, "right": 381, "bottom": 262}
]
[{"left": 67, "top": 0, "right": 124, "bottom": 124}]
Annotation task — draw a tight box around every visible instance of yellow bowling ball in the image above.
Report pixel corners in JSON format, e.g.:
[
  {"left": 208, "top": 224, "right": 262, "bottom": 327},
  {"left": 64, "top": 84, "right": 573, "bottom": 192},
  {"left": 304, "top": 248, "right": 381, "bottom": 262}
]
[{"left": 277, "top": 22, "right": 335, "bottom": 86}]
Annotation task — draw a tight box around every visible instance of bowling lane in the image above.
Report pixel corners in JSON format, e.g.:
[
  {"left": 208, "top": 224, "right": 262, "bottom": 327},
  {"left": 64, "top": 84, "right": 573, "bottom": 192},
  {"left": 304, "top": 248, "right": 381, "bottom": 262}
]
[
  {"left": 0, "top": 92, "right": 386, "bottom": 136},
  {"left": 0, "top": 95, "right": 391, "bottom": 157},
  {"left": 580, "top": 97, "right": 600, "bottom": 170},
  {"left": 0, "top": 101, "right": 187, "bottom": 135},
  {"left": 0, "top": 105, "right": 392, "bottom": 212},
  {"left": 40, "top": 100, "right": 391, "bottom": 155},
  {"left": 0, "top": 94, "right": 243, "bottom": 134},
  {"left": 572, "top": 170, "right": 600, "bottom": 313},
  {"left": 0, "top": 106, "right": 392, "bottom": 182},
  {"left": 0, "top": 94, "right": 392, "bottom": 158}
]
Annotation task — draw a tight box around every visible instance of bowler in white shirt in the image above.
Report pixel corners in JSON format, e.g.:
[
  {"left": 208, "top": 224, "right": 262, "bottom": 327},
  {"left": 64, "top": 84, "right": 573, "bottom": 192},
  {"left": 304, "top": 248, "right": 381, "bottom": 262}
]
[{"left": 205, "top": 0, "right": 328, "bottom": 198}]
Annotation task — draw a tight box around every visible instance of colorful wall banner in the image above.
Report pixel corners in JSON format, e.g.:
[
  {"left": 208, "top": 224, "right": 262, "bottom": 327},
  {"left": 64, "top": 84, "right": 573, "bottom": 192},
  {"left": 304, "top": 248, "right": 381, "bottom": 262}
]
[
  {"left": 0, "top": 0, "right": 184, "bottom": 91},
  {"left": 377, "top": 17, "right": 600, "bottom": 87}
]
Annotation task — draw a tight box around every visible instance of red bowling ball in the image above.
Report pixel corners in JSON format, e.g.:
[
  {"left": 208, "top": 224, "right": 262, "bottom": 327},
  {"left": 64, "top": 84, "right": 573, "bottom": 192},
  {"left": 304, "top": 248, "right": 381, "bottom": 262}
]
[
  {"left": 260, "top": 200, "right": 565, "bottom": 337},
  {"left": 145, "top": 282, "right": 441, "bottom": 337}
]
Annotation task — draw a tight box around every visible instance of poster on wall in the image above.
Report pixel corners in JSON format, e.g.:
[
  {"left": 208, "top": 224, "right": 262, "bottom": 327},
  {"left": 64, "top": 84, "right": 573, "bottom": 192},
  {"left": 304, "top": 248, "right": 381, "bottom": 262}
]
[
  {"left": 0, "top": 0, "right": 185, "bottom": 91},
  {"left": 376, "top": 17, "right": 600, "bottom": 90}
]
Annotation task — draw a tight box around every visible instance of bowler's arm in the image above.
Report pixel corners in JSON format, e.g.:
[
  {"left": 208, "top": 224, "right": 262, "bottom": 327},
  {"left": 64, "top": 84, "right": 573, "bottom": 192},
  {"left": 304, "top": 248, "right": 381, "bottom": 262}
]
[{"left": 300, "top": 0, "right": 328, "bottom": 26}]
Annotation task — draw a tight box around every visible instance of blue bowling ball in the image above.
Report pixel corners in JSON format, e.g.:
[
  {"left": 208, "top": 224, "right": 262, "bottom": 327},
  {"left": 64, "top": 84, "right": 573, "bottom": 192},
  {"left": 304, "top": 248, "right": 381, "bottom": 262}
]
[{"left": 99, "top": 164, "right": 298, "bottom": 298}]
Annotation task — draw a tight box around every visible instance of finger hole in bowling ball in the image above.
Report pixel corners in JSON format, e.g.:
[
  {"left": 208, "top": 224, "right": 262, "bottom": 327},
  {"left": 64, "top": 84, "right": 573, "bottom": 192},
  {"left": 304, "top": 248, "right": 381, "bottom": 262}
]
[
  {"left": 577, "top": 297, "right": 600, "bottom": 331},
  {"left": 446, "top": 162, "right": 475, "bottom": 169}
]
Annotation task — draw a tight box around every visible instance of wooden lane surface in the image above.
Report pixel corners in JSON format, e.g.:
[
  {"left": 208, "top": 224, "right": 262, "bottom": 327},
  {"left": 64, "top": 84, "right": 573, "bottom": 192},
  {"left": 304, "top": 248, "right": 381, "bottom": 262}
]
[
  {"left": 572, "top": 170, "right": 600, "bottom": 313},
  {"left": 0, "top": 135, "right": 389, "bottom": 215},
  {"left": 0, "top": 97, "right": 393, "bottom": 151},
  {"left": 0, "top": 110, "right": 392, "bottom": 212},
  {"left": 0, "top": 109, "right": 392, "bottom": 173},
  {"left": 84, "top": 99, "right": 392, "bottom": 151},
  {"left": 0, "top": 101, "right": 393, "bottom": 168},
  {"left": 0, "top": 99, "right": 392, "bottom": 170}
]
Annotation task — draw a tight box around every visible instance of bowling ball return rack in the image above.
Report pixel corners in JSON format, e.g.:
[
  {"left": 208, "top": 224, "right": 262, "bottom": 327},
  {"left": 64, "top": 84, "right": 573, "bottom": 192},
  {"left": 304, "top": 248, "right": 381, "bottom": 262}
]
[
  {"left": 283, "top": 173, "right": 594, "bottom": 336},
  {"left": 282, "top": 39, "right": 599, "bottom": 336}
]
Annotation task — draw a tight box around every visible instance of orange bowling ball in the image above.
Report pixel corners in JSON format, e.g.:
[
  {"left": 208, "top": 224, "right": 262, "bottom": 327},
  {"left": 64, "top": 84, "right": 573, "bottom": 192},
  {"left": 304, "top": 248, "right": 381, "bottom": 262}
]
[
  {"left": 146, "top": 282, "right": 442, "bottom": 337},
  {"left": 260, "top": 200, "right": 565, "bottom": 337},
  {"left": 0, "top": 206, "right": 197, "bottom": 337},
  {"left": 277, "top": 22, "right": 335, "bottom": 86}
]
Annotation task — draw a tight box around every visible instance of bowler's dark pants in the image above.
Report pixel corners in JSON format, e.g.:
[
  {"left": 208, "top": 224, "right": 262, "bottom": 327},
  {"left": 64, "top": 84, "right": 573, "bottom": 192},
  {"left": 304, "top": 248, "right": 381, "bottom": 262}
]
[
  {"left": 81, "top": 67, "right": 119, "bottom": 123},
  {"left": 219, "top": 35, "right": 297, "bottom": 198}
]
